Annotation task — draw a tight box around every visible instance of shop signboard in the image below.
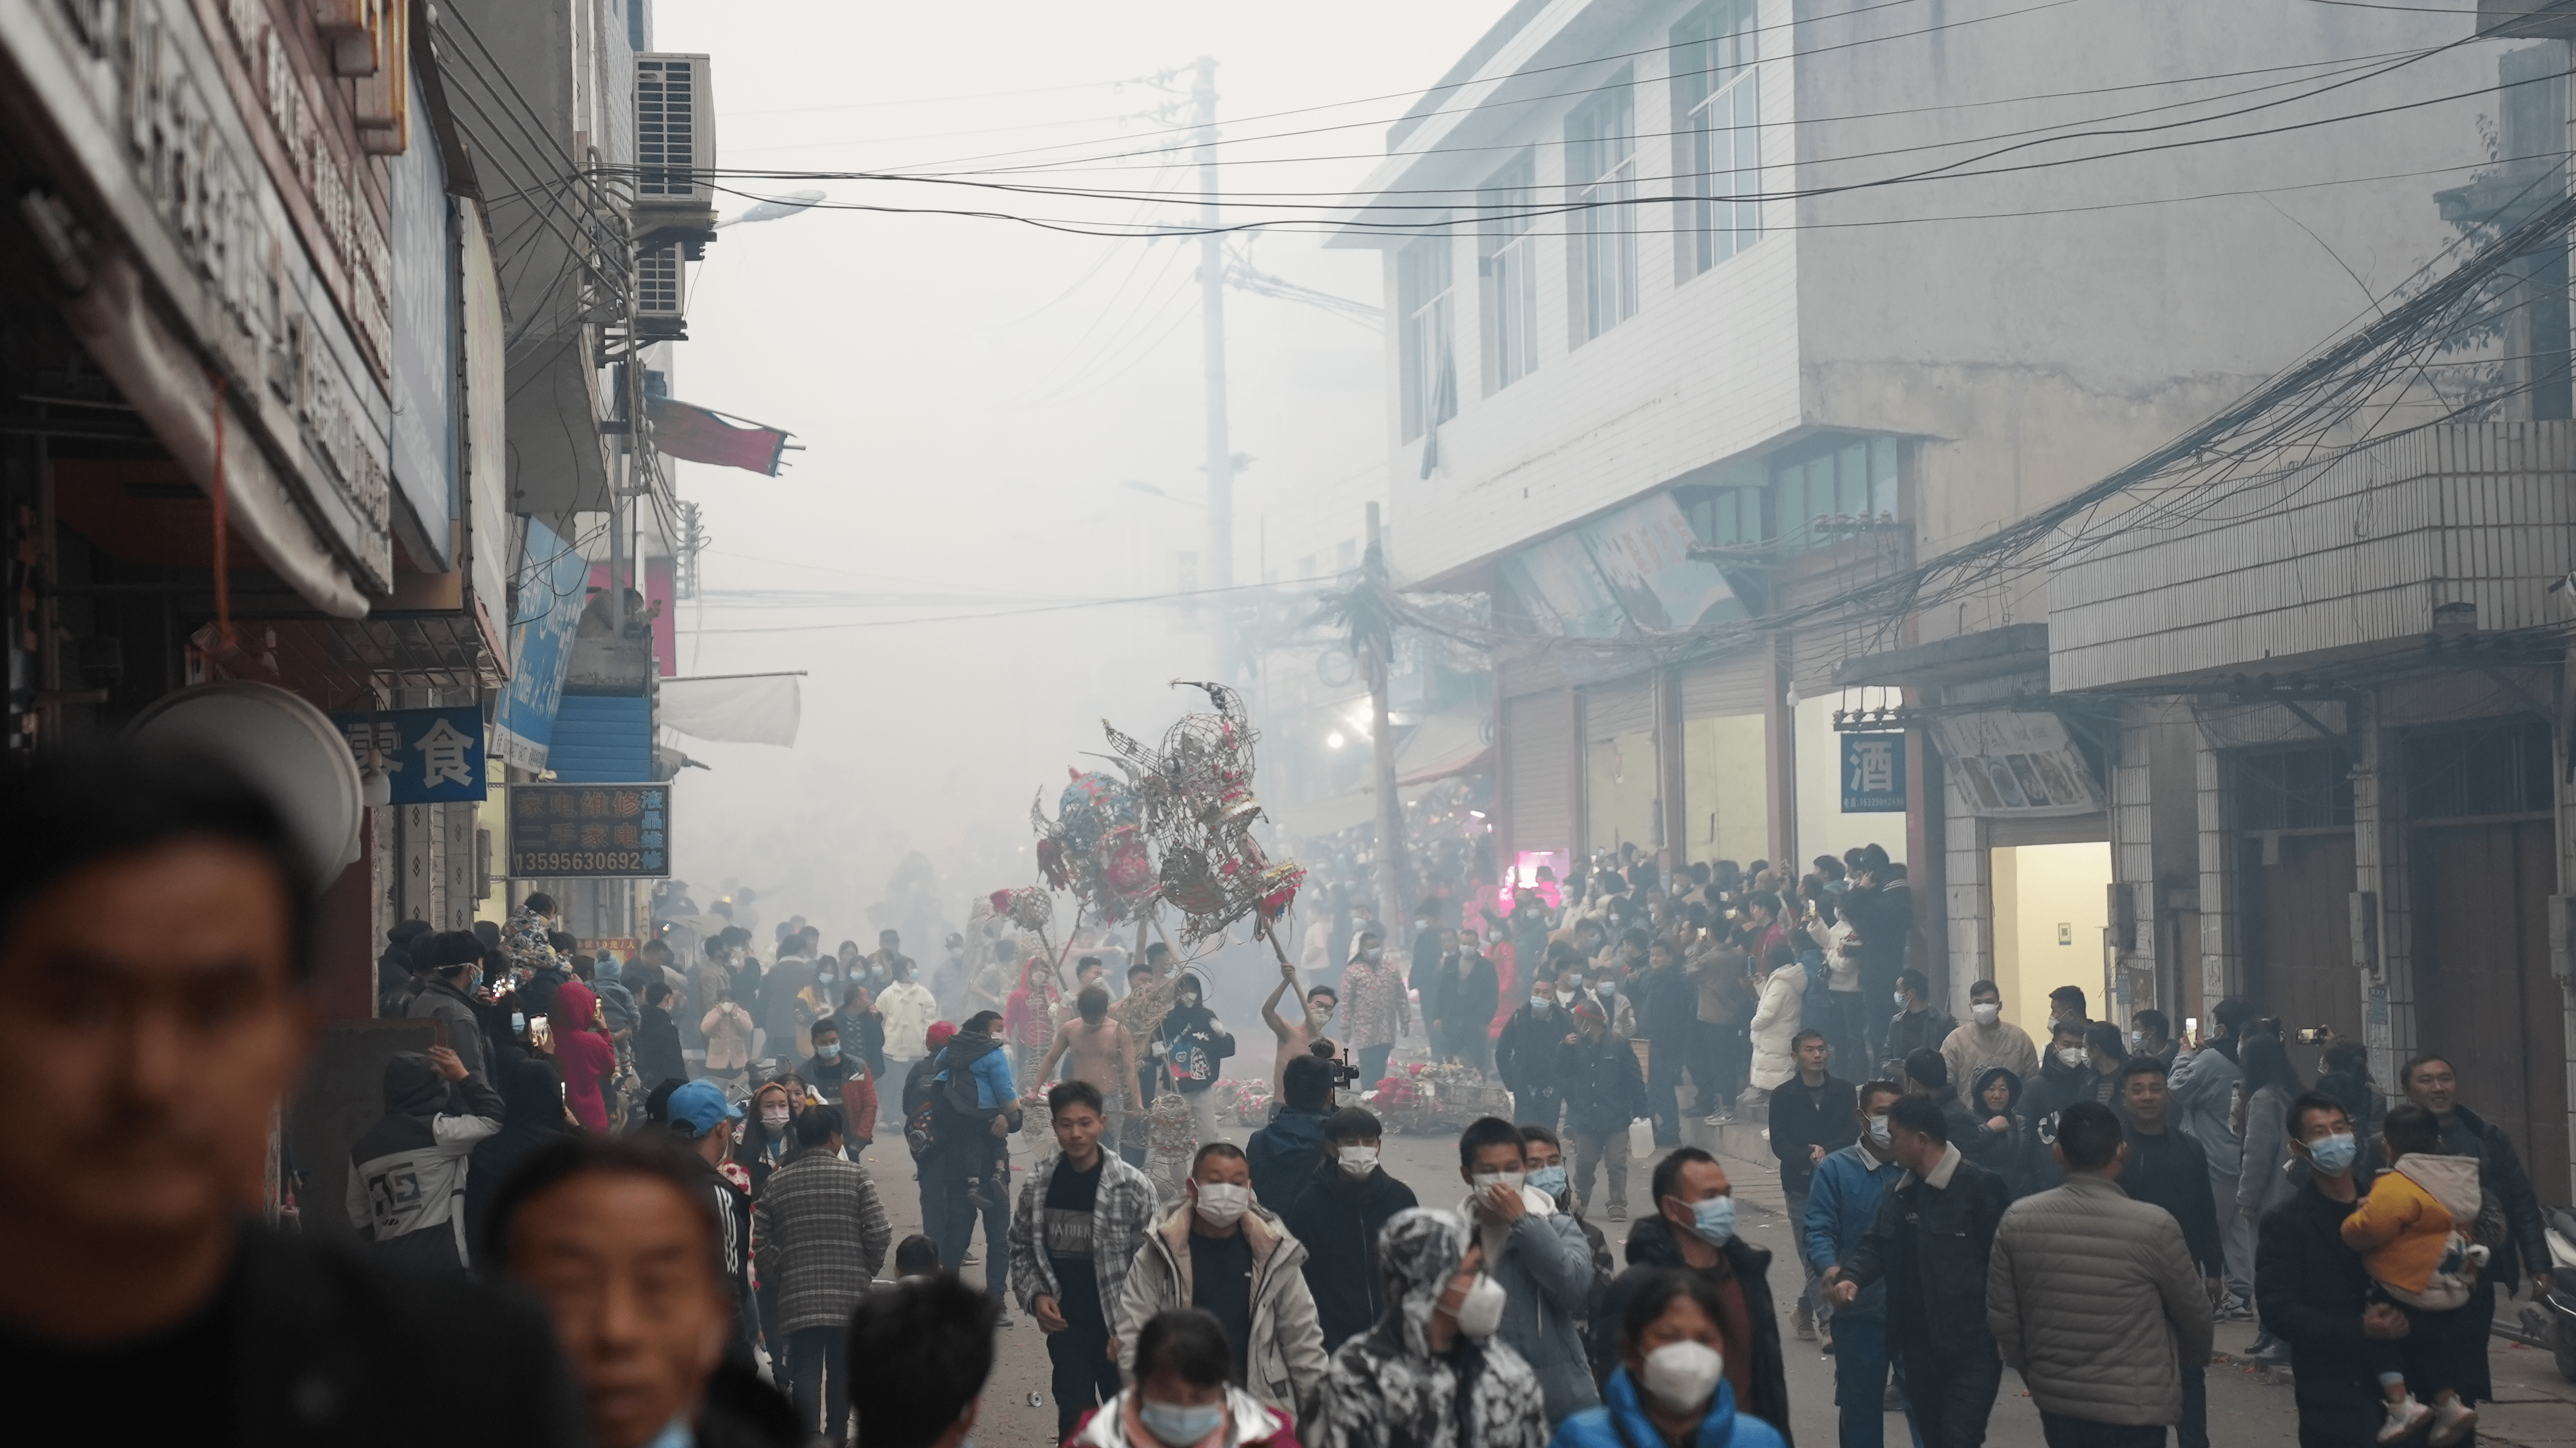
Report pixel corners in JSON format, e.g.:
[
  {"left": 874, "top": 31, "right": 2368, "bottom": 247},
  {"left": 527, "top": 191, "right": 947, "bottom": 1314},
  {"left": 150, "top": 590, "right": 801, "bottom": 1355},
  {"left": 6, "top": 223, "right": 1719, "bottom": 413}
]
[
  {"left": 329, "top": 705, "right": 487, "bottom": 804},
  {"left": 1839, "top": 733, "right": 1907, "bottom": 813},
  {"left": 507, "top": 784, "right": 671, "bottom": 878},
  {"left": 386, "top": 66, "right": 456, "bottom": 567},
  {"left": 1933, "top": 710, "right": 2102, "bottom": 818},
  {"left": 493, "top": 519, "right": 592, "bottom": 769}
]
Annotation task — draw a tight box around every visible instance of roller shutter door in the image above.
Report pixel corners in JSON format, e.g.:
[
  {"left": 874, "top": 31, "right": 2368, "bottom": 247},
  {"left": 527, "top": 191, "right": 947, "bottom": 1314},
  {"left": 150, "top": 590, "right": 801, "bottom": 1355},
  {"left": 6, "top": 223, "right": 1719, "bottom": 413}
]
[{"left": 1504, "top": 691, "right": 1575, "bottom": 859}]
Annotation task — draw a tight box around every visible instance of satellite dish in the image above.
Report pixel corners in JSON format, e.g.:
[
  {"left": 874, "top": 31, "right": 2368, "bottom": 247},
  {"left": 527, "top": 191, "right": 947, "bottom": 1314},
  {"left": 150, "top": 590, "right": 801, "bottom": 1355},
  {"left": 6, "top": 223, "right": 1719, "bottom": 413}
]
[{"left": 125, "top": 681, "right": 365, "bottom": 890}]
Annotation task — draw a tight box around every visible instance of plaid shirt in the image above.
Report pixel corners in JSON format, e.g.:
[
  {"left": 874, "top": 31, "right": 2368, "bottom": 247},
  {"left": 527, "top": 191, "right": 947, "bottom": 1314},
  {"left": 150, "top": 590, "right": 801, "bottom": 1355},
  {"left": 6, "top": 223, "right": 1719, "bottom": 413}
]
[
  {"left": 753, "top": 1151, "right": 893, "bottom": 1334},
  {"left": 1009, "top": 1147, "right": 1159, "bottom": 1320}
]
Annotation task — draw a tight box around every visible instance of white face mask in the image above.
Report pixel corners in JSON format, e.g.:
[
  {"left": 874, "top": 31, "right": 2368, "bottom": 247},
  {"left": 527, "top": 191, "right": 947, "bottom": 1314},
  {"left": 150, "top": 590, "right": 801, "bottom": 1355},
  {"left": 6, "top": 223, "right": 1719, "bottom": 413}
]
[
  {"left": 2056, "top": 1046, "right": 2089, "bottom": 1069},
  {"left": 1893, "top": 990, "right": 1907, "bottom": 1008},
  {"left": 1192, "top": 1181, "right": 1251, "bottom": 1226},
  {"left": 1639, "top": 1340, "right": 1727, "bottom": 1414},
  {"left": 1337, "top": 1146, "right": 1380, "bottom": 1178},
  {"left": 1865, "top": 1114, "right": 1891, "bottom": 1147},
  {"left": 761, "top": 1108, "right": 790, "bottom": 1130},
  {"left": 1451, "top": 1273, "right": 1507, "bottom": 1339},
  {"left": 1971, "top": 1002, "right": 2001, "bottom": 1025},
  {"left": 1471, "top": 1169, "right": 1525, "bottom": 1197}
]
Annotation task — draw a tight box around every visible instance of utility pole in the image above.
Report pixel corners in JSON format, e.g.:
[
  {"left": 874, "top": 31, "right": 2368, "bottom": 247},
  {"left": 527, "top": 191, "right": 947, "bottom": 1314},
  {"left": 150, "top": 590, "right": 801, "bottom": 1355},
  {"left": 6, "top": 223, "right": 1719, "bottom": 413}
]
[
  {"left": 1192, "top": 55, "right": 1235, "bottom": 677},
  {"left": 1361, "top": 502, "right": 1406, "bottom": 933}
]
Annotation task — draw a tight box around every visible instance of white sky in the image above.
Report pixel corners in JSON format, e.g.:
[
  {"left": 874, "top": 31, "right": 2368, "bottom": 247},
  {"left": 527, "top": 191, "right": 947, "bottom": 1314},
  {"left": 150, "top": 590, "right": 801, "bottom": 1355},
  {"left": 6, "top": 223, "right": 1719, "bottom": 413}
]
[{"left": 648, "top": 1, "right": 1505, "bottom": 927}]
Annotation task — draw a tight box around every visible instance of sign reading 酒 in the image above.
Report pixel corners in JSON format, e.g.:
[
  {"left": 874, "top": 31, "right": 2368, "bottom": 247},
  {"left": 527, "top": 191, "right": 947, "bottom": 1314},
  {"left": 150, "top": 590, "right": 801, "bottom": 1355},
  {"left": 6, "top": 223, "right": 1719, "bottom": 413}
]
[
  {"left": 508, "top": 784, "right": 670, "bottom": 878},
  {"left": 1840, "top": 733, "right": 1907, "bottom": 813}
]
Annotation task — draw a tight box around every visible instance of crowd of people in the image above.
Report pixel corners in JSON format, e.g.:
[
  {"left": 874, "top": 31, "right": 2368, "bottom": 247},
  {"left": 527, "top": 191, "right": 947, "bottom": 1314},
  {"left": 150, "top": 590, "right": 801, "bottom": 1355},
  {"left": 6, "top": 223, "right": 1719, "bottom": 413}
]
[{"left": 2, "top": 745, "right": 2559, "bottom": 1448}]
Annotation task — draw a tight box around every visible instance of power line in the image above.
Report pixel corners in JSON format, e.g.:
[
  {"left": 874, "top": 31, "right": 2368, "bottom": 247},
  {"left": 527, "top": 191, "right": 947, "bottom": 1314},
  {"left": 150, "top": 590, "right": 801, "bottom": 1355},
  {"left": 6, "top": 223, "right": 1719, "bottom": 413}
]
[
  {"left": 683, "top": 575, "right": 1339, "bottom": 634},
  {"left": 665, "top": 53, "right": 2525, "bottom": 241},
  {"left": 720, "top": 75, "right": 1153, "bottom": 119}
]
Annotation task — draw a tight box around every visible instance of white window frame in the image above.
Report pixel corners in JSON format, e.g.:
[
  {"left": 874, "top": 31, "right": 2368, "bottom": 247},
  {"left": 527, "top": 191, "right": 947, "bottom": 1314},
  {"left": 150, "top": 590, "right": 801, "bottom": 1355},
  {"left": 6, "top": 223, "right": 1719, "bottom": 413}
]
[
  {"left": 1566, "top": 74, "right": 1639, "bottom": 344},
  {"left": 1398, "top": 234, "right": 1458, "bottom": 443},
  {"left": 1673, "top": 0, "right": 1761, "bottom": 278},
  {"left": 1479, "top": 151, "right": 1541, "bottom": 394}
]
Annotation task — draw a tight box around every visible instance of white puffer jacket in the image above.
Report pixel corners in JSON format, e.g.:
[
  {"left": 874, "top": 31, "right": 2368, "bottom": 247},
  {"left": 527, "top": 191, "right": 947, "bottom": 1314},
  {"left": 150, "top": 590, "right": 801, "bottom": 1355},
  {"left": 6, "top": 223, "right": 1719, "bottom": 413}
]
[{"left": 1748, "top": 965, "right": 1807, "bottom": 1089}]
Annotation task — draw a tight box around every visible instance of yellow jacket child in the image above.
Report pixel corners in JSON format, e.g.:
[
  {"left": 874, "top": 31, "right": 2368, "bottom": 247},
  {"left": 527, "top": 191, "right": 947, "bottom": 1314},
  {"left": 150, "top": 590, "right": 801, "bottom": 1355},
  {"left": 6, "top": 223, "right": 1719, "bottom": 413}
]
[{"left": 2339, "top": 1152, "right": 2487, "bottom": 1310}]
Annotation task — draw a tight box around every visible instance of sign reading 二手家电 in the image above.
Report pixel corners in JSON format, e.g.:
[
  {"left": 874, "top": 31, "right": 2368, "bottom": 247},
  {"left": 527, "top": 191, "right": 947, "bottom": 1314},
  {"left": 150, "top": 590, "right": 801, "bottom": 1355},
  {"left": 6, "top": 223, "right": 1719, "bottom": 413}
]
[{"left": 507, "top": 784, "right": 671, "bottom": 878}]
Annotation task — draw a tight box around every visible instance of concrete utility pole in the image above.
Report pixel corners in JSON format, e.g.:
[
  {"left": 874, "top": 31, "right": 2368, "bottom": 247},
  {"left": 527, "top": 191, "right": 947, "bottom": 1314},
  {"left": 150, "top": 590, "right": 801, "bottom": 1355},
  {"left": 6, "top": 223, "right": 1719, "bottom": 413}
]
[
  {"left": 1362, "top": 502, "right": 1406, "bottom": 934},
  {"left": 1192, "top": 55, "right": 1235, "bottom": 676}
]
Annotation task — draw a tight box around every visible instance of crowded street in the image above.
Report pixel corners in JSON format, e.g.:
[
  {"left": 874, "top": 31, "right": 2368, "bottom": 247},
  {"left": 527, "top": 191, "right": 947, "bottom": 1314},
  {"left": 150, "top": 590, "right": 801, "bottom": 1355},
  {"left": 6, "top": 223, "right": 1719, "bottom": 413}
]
[{"left": 8, "top": 2, "right": 2576, "bottom": 1447}]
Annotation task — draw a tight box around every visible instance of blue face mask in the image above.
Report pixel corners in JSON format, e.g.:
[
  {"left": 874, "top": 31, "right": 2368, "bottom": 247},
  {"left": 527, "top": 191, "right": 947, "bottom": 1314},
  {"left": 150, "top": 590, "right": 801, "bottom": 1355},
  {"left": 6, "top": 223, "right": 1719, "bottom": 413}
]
[
  {"left": 1530, "top": 994, "right": 1552, "bottom": 1013},
  {"left": 1138, "top": 1399, "right": 1227, "bottom": 1447},
  {"left": 1527, "top": 1164, "right": 1569, "bottom": 1200},
  {"left": 2305, "top": 1131, "right": 2358, "bottom": 1176},
  {"left": 1685, "top": 1193, "right": 1736, "bottom": 1246}
]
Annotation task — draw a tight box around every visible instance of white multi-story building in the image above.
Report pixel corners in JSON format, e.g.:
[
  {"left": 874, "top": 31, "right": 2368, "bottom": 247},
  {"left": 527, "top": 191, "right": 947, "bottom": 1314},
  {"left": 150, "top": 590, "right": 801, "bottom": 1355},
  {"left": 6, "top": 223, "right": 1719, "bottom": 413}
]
[{"left": 1329, "top": 0, "right": 2576, "bottom": 1192}]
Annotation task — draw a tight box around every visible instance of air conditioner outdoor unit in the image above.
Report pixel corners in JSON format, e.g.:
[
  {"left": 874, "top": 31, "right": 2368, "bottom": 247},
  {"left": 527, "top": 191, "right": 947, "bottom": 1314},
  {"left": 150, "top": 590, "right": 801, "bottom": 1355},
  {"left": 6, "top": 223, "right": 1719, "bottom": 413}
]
[
  {"left": 635, "top": 53, "right": 718, "bottom": 256},
  {"left": 636, "top": 244, "right": 687, "bottom": 340}
]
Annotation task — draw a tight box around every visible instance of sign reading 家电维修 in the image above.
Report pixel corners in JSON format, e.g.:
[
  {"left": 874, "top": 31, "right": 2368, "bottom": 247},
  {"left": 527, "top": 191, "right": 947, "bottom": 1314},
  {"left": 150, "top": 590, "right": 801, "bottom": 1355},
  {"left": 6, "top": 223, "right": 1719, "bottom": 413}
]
[
  {"left": 507, "top": 784, "right": 671, "bottom": 878},
  {"left": 330, "top": 706, "right": 487, "bottom": 804},
  {"left": 1840, "top": 733, "right": 1908, "bottom": 813}
]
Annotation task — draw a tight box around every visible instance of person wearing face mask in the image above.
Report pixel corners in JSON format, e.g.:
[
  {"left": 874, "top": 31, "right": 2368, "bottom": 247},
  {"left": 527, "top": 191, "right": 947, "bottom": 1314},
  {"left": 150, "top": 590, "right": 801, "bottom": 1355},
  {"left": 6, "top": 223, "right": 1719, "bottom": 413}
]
[
  {"left": 1285, "top": 1106, "right": 1422, "bottom": 1349},
  {"left": 1156, "top": 972, "right": 1238, "bottom": 1149},
  {"left": 1452, "top": 1117, "right": 1600, "bottom": 1423},
  {"left": 736, "top": 1079, "right": 801, "bottom": 1197},
  {"left": 1824, "top": 1096, "right": 2010, "bottom": 1448},
  {"left": 1340, "top": 932, "right": 1411, "bottom": 1092},
  {"left": 1116, "top": 1143, "right": 1329, "bottom": 1426},
  {"left": 1073, "top": 1308, "right": 1300, "bottom": 1448},
  {"left": 1803, "top": 1081, "right": 1914, "bottom": 1447},
  {"left": 2255, "top": 1094, "right": 2408, "bottom": 1448},
  {"left": 2012, "top": 1019, "right": 2100, "bottom": 1197},
  {"left": 1882, "top": 971, "right": 1955, "bottom": 1082},
  {"left": 1937, "top": 980, "right": 2040, "bottom": 1108},
  {"left": 803, "top": 1019, "right": 877, "bottom": 1150},
  {"left": 1558, "top": 999, "right": 1648, "bottom": 1222},
  {"left": 1550, "top": 1269, "right": 1788, "bottom": 1448},
  {"left": 407, "top": 929, "right": 497, "bottom": 1082},
  {"left": 1314, "top": 1209, "right": 1550, "bottom": 1448},
  {"left": 1496, "top": 978, "right": 1573, "bottom": 1132},
  {"left": 1518, "top": 1126, "right": 1615, "bottom": 1354},
  {"left": 2129, "top": 1009, "right": 2179, "bottom": 1073},
  {"left": 1597, "top": 1150, "right": 1792, "bottom": 1441}
]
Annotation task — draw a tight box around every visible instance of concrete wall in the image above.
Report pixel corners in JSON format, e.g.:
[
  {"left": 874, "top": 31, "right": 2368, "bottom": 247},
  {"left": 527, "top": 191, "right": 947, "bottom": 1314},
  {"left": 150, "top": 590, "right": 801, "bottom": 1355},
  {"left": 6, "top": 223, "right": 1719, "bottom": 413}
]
[{"left": 1790, "top": 0, "right": 2494, "bottom": 645}]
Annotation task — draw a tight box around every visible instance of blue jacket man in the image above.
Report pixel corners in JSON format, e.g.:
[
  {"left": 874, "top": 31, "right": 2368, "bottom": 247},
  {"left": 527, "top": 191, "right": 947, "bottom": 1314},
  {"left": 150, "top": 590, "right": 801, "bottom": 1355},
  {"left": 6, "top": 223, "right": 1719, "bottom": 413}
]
[
  {"left": 1802, "top": 1080, "right": 1912, "bottom": 1448},
  {"left": 927, "top": 1010, "right": 1021, "bottom": 1302}
]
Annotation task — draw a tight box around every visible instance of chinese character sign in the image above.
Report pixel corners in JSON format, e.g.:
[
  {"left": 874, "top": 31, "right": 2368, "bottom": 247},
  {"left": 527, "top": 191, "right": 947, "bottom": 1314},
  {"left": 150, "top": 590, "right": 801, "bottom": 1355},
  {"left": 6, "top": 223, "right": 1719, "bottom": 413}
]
[
  {"left": 327, "top": 706, "right": 487, "bottom": 804},
  {"left": 507, "top": 783, "right": 671, "bottom": 878},
  {"left": 1840, "top": 733, "right": 1907, "bottom": 813}
]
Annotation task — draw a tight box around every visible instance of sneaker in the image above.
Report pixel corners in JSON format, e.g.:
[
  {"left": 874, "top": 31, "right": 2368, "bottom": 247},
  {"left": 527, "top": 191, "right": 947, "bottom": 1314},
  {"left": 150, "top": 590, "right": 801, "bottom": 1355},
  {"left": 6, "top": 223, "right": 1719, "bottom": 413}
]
[
  {"left": 2221, "top": 1294, "right": 2255, "bottom": 1322},
  {"left": 1792, "top": 1302, "right": 1816, "bottom": 1342},
  {"left": 2426, "top": 1399, "right": 2476, "bottom": 1447},
  {"left": 1606, "top": 1203, "right": 1627, "bottom": 1221},
  {"left": 1882, "top": 1383, "right": 1905, "bottom": 1411},
  {"left": 2377, "top": 1396, "right": 2431, "bottom": 1444}
]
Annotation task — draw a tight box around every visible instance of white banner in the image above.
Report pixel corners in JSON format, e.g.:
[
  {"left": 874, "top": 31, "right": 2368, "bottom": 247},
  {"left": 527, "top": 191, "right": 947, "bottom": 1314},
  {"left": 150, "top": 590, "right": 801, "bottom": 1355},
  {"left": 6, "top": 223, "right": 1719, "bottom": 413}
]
[{"left": 659, "top": 672, "right": 802, "bottom": 746}]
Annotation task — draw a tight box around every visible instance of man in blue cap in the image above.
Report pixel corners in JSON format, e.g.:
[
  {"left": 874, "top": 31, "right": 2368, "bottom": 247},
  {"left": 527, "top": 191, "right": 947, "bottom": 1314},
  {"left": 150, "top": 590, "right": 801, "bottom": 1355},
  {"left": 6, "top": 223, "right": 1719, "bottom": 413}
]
[{"left": 665, "top": 1079, "right": 762, "bottom": 1363}]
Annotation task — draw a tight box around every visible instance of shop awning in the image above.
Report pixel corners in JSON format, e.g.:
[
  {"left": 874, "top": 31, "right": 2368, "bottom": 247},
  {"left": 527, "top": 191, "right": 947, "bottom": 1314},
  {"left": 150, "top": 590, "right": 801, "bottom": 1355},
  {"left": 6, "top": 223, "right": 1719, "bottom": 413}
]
[
  {"left": 1394, "top": 709, "right": 1493, "bottom": 785},
  {"left": 659, "top": 671, "right": 803, "bottom": 746}
]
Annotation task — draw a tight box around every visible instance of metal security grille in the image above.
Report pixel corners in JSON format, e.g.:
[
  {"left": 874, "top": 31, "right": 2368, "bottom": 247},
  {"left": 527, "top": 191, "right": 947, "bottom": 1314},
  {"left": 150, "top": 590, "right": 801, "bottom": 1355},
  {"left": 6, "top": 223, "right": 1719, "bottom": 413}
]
[
  {"left": 637, "top": 245, "right": 681, "bottom": 317},
  {"left": 2227, "top": 744, "right": 2354, "bottom": 831},
  {"left": 637, "top": 57, "right": 699, "bottom": 198},
  {"left": 2402, "top": 717, "right": 2553, "bottom": 819}
]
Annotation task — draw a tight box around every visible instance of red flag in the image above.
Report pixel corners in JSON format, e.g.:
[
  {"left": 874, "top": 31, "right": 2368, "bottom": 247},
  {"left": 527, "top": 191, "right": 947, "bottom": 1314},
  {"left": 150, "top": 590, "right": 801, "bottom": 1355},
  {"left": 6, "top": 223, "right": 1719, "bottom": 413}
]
[{"left": 648, "top": 398, "right": 793, "bottom": 475}]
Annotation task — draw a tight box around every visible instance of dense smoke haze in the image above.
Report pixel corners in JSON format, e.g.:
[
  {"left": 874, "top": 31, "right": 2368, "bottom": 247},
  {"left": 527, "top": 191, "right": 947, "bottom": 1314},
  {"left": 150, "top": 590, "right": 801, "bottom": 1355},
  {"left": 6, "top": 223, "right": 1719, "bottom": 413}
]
[{"left": 648, "top": 2, "right": 1498, "bottom": 927}]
